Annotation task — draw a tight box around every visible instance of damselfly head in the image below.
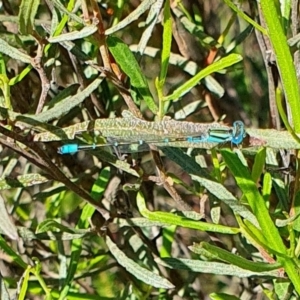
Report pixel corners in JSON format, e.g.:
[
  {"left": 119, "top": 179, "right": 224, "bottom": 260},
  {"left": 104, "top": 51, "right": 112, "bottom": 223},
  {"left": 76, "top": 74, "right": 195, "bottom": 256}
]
[{"left": 231, "top": 121, "right": 246, "bottom": 145}]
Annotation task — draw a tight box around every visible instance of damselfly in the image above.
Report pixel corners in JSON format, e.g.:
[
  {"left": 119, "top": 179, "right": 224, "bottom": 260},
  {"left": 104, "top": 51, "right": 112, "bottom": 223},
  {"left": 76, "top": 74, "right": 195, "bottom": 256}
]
[{"left": 57, "top": 121, "right": 246, "bottom": 154}]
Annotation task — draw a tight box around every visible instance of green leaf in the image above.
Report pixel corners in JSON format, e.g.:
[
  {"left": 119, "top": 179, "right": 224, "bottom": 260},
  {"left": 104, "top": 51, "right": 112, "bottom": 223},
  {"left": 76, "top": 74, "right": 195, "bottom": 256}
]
[
  {"left": 9, "top": 65, "right": 32, "bottom": 85},
  {"left": 160, "top": 225, "right": 176, "bottom": 257},
  {"left": 260, "top": 0, "right": 300, "bottom": 132},
  {"left": 45, "top": 84, "right": 80, "bottom": 109},
  {"left": 0, "top": 195, "right": 18, "bottom": 240},
  {"left": 0, "top": 276, "right": 10, "bottom": 300},
  {"left": 48, "top": 25, "right": 98, "bottom": 43},
  {"left": 106, "top": 235, "right": 175, "bottom": 289},
  {"left": 18, "top": 0, "right": 40, "bottom": 35},
  {"left": 0, "top": 173, "right": 49, "bottom": 190},
  {"left": 163, "top": 54, "right": 242, "bottom": 102},
  {"left": 0, "top": 38, "right": 31, "bottom": 64},
  {"left": 220, "top": 149, "right": 285, "bottom": 253},
  {"left": 251, "top": 147, "right": 266, "bottom": 182},
  {"left": 292, "top": 191, "right": 300, "bottom": 232},
  {"left": 107, "top": 36, "right": 158, "bottom": 114},
  {"left": 223, "top": 0, "right": 267, "bottom": 35},
  {"left": 77, "top": 167, "right": 111, "bottom": 228},
  {"left": 36, "top": 219, "right": 74, "bottom": 234},
  {"left": 157, "top": 0, "right": 172, "bottom": 118},
  {"left": 34, "top": 76, "right": 104, "bottom": 122},
  {"left": 51, "top": 0, "right": 83, "bottom": 24},
  {"left": 158, "top": 0, "right": 172, "bottom": 86},
  {"left": 105, "top": 0, "right": 157, "bottom": 35},
  {"left": 221, "top": 149, "right": 300, "bottom": 294},
  {"left": 19, "top": 266, "right": 31, "bottom": 300},
  {"left": 190, "top": 242, "right": 282, "bottom": 272},
  {"left": 247, "top": 128, "right": 300, "bottom": 149},
  {"left": 0, "top": 235, "right": 27, "bottom": 268},
  {"left": 275, "top": 87, "right": 300, "bottom": 144},
  {"left": 209, "top": 293, "right": 243, "bottom": 300},
  {"left": 136, "top": 191, "right": 240, "bottom": 234},
  {"left": 262, "top": 172, "right": 272, "bottom": 203},
  {"left": 0, "top": 74, "right": 11, "bottom": 109},
  {"left": 156, "top": 257, "right": 280, "bottom": 277}
]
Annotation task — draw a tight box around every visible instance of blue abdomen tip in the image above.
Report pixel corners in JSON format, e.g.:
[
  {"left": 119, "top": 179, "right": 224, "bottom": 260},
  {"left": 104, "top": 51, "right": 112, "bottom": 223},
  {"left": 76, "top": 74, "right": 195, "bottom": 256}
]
[{"left": 58, "top": 144, "right": 79, "bottom": 154}]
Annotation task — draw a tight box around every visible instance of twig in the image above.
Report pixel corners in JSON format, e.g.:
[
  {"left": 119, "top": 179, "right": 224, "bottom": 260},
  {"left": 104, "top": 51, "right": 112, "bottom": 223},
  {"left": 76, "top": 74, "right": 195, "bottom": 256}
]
[
  {"left": 151, "top": 149, "right": 193, "bottom": 212},
  {"left": 32, "top": 41, "right": 51, "bottom": 114}
]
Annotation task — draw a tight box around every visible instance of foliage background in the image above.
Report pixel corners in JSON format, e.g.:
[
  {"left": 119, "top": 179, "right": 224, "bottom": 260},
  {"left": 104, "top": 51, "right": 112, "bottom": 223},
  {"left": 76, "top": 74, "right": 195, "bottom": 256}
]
[{"left": 0, "top": 0, "right": 299, "bottom": 299}]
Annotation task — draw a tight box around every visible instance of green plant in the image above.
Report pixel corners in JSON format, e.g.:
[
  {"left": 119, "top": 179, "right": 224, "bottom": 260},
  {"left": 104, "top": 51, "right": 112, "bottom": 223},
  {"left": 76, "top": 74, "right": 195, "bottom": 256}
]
[{"left": 0, "top": 0, "right": 299, "bottom": 299}]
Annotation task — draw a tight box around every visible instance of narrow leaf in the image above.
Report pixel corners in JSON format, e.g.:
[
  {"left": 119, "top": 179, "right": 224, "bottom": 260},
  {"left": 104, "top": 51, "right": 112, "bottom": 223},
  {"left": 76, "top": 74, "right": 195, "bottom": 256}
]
[
  {"left": 137, "top": 191, "right": 240, "bottom": 234},
  {"left": 190, "top": 242, "right": 281, "bottom": 272},
  {"left": 159, "top": 0, "right": 172, "bottom": 84},
  {"left": 107, "top": 36, "right": 158, "bottom": 114},
  {"left": 156, "top": 257, "right": 280, "bottom": 277},
  {"left": 51, "top": 0, "right": 84, "bottom": 24},
  {"left": 251, "top": 147, "right": 266, "bottom": 182},
  {"left": 210, "top": 293, "right": 240, "bottom": 300},
  {"left": 247, "top": 128, "right": 300, "bottom": 149},
  {"left": 34, "top": 76, "right": 104, "bottom": 122},
  {"left": 163, "top": 54, "right": 242, "bottom": 101},
  {"left": 224, "top": 0, "right": 267, "bottom": 34},
  {"left": 0, "top": 275, "right": 10, "bottom": 300},
  {"left": 0, "top": 173, "right": 49, "bottom": 190},
  {"left": 106, "top": 235, "right": 175, "bottom": 289},
  {"left": 48, "top": 25, "right": 98, "bottom": 43},
  {"left": 220, "top": 149, "right": 286, "bottom": 254},
  {"left": 260, "top": 0, "right": 300, "bottom": 131},
  {"left": 0, "top": 38, "right": 31, "bottom": 64},
  {"left": 105, "top": 0, "right": 156, "bottom": 35},
  {"left": 0, "top": 195, "right": 18, "bottom": 240},
  {"left": 0, "top": 235, "right": 27, "bottom": 268},
  {"left": 18, "top": 0, "right": 40, "bottom": 34}
]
